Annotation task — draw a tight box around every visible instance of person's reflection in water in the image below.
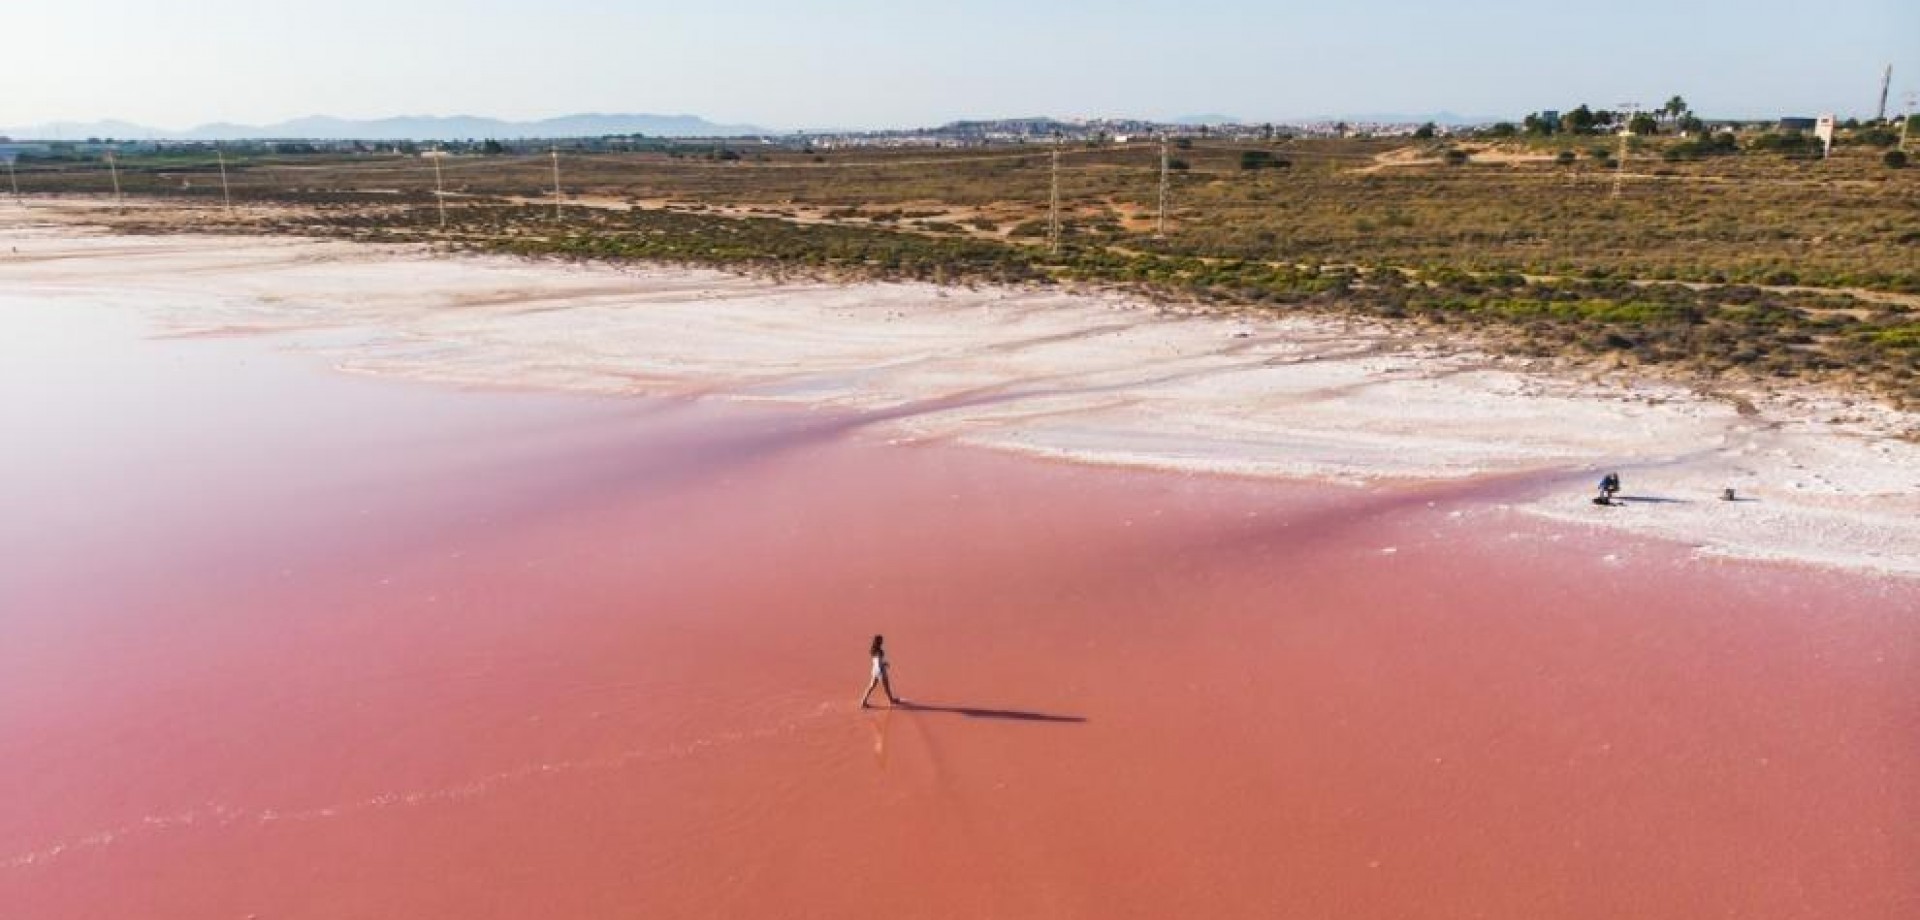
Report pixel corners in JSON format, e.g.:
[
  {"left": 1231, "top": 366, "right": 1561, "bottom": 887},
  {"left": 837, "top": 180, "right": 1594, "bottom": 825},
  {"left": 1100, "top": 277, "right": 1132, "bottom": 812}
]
[{"left": 866, "top": 706, "right": 892, "bottom": 768}]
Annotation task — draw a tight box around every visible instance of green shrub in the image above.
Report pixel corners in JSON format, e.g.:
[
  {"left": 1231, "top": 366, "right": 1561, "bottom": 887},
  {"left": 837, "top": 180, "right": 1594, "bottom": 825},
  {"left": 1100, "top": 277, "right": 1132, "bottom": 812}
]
[
  {"left": 1849, "top": 127, "right": 1899, "bottom": 148},
  {"left": 1748, "top": 131, "right": 1817, "bottom": 156},
  {"left": 1239, "top": 150, "right": 1291, "bottom": 170}
]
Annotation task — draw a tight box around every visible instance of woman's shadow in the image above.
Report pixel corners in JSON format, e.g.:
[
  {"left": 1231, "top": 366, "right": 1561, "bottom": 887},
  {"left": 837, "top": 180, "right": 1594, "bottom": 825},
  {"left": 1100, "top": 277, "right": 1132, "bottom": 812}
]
[{"left": 891, "top": 700, "right": 1087, "bottom": 723}]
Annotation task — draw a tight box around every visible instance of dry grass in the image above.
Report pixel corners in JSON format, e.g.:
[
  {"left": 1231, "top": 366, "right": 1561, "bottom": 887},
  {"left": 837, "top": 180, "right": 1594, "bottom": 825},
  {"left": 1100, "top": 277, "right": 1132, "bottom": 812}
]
[{"left": 20, "top": 135, "right": 1919, "bottom": 404}]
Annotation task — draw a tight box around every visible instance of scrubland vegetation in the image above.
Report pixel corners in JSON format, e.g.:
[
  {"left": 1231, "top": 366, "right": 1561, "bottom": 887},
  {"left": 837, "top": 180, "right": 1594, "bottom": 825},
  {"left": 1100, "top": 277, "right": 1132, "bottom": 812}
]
[{"left": 19, "top": 126, "right": 1918, "bottom": 403}]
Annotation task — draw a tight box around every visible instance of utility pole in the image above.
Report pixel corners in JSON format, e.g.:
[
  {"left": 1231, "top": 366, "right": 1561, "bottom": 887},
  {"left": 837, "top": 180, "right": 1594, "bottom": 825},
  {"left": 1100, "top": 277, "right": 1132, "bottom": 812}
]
[
  {"left": 1156, "top": 135, "right": 1169, "bottom": 240},
  {"left": 106, "top": 150, "right": 123, "bottom": 209},
  {"left": 550, "top": 145, "right": 563, "bottom": 220},
  {"left": 431, "top": 148, "right": 447, "bottom": 229},
  {"left": 1878, "top": 64, "right": 1892, "bottom": 122},
  {"left": 1047, "top": 134, "right": 1061, "bottom": 255},
  {"left": 1903, "top": 92, "right": 1917, "bottom": 152},
  {"left": 6, "top": 158, "right": 18, "bottom": 203},
  {"left": 216, "top": 149, "right": 232, "bottom": 214},
  {"left": 1611, "top": 102, "right": 1638, "bottom": 200}
]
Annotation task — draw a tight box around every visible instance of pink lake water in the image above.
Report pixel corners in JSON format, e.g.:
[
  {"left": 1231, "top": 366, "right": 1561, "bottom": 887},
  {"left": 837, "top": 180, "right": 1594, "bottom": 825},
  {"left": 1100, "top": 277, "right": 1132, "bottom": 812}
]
[{"left": 1, "top": 296, "right": 1915, "bottom": 919}]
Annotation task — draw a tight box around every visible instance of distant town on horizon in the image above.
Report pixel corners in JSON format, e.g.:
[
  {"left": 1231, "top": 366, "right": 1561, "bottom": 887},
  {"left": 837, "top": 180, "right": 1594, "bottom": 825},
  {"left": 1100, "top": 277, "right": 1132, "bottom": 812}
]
[{"left": 3, "top": 98, "right": 1911, "bottom": 148}]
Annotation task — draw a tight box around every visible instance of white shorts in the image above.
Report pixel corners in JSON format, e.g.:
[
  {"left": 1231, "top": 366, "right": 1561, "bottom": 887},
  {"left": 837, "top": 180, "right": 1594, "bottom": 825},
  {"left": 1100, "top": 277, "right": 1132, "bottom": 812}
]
[{"left": 871, "top": 658, "right": 885, "bottom": 680}]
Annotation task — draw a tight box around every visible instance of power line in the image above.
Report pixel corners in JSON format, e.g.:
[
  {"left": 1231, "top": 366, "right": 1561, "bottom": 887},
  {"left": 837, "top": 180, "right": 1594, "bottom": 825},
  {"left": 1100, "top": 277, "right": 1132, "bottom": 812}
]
[
  {"left": 575, "top": 143, "right": 1165, "bottom": 172},
  {"left": 105, "top": 150, "right": 123, "bottom": 209},
  {"left": 217, "top": 149, "right": 232, "bottom": 214},
  {"left": 430, "top": 148, "right": 447, "bottom": 229},
  {"left": 21, "top": 134, "right": 1782, "bottom": 239},
  {"left": 1903, "top": 92, "right": 1917, "bottom": 152},
  {"left": 1878, "top": 64, "right": 1893, "bottom": 122},
  {"left": 1157, "top": 135, "right": 1169, "bottom": 239},
  {"left": 1611, "top": 102, "right": 1638, "bottom": 199},
  {"left": 24, "top": 142, "right": 1372, "bottom": 196},
  {"left": 1048, "top": 136, "right": 1061, "bottom": 255}
]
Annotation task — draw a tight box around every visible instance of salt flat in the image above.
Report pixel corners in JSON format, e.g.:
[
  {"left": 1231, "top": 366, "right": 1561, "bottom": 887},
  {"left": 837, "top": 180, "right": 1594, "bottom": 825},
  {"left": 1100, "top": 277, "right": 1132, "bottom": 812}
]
[{"left": 4, "top": 215, "right": 1915, "bottom": 575}]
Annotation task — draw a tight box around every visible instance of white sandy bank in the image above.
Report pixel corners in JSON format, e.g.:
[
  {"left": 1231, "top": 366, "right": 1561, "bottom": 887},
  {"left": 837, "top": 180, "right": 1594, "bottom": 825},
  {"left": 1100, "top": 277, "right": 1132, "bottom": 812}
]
[{"left": 4, "top": 216, "right": 1917, "bottom": 576}]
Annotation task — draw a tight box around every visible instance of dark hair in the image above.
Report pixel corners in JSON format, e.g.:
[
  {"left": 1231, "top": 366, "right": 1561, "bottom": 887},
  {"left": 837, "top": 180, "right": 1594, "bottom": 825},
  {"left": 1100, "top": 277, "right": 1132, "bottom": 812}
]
[{"left": 869, "top": 635, "right": 885, "bottom": 657}]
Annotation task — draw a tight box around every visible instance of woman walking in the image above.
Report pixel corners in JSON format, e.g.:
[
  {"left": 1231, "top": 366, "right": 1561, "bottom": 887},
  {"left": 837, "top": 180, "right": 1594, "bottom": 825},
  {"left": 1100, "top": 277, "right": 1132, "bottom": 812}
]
[{"left": 860, "top": 634, "right": 901, "bottom": 708}]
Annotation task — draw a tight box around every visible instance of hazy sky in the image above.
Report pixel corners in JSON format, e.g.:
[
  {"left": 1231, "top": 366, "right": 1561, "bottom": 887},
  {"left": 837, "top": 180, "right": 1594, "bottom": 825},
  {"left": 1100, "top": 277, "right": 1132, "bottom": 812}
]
[{"left": 10, "top": 0, "right": 1918, "bottom": 129}]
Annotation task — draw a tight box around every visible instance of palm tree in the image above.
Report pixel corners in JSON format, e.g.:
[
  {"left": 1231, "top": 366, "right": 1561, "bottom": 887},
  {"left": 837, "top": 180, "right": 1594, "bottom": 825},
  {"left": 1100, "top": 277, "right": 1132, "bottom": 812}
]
[{"left": 1663, "top": 95, "right": 1690, "bottom": 125}]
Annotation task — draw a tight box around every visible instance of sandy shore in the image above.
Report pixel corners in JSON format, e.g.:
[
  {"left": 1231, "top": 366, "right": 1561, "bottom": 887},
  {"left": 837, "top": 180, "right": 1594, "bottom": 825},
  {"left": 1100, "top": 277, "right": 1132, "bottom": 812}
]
[{"left": 3, "top": 208, "right": 1917, "bottom": 575}]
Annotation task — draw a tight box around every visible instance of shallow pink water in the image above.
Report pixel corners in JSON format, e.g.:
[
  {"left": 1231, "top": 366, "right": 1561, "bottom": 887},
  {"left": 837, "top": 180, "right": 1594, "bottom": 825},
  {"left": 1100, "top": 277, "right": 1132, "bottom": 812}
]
[{"left": 1, "top": 300, "right": 1915, "bottom": 918}]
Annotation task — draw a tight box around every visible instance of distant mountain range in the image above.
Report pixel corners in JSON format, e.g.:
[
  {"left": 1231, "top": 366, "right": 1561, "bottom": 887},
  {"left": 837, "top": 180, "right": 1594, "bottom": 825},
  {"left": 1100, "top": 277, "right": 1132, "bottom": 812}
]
[
  {"left": 1172, "top": 111, "right": 1498, "bottom": 126},
  {"left": 0, "top": 113, "right": 767, "bottom": 141}
]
